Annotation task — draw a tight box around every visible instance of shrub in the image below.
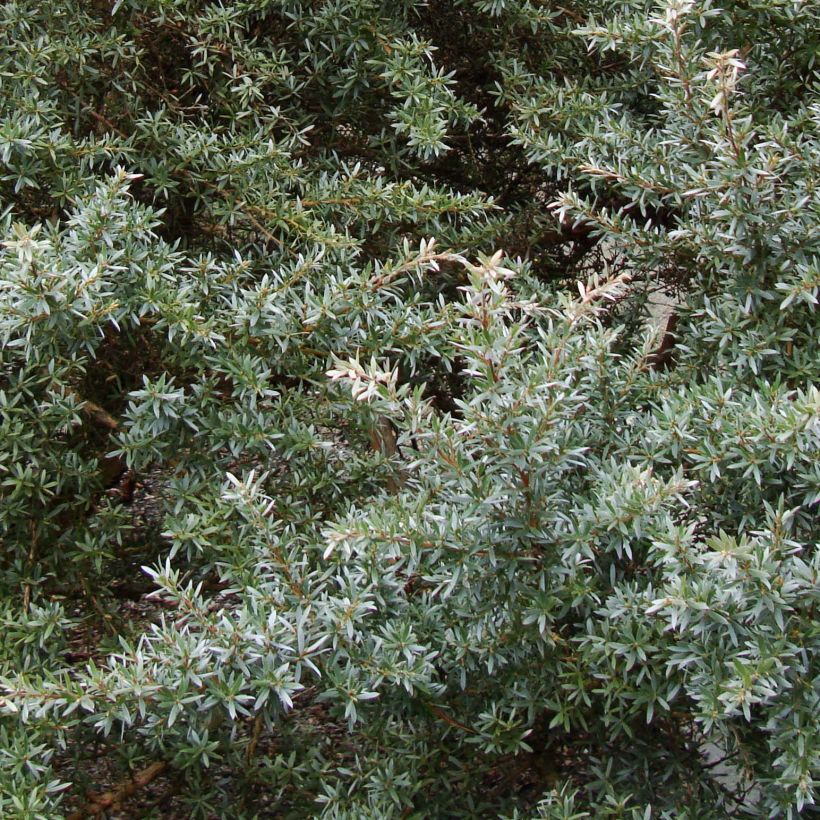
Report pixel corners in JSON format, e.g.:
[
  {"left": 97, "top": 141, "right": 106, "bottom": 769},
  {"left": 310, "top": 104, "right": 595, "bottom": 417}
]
[{"left": 0, "top": 0, "right": 817, "bottom": 817}]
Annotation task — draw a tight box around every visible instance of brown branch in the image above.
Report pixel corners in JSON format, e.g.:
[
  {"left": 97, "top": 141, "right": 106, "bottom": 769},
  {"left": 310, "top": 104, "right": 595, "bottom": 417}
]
[
  {"left": 81, "top": 400, "right": 119, "bottom": 431},
  {"left": 246, "top": 713, "right": 265, "bottom": 766},
  {"left": 645, "top": 312, "right": 679, "bottom": 371},
  {"left": 22, "top": 520, "right": 37, "bottom": 612},
  {"left": 428, "top": 705, "right": 477, "bottom": 735},
  {"left": 67, "top": 761, "right": 167, "bottom": 819},
  {"left": 77, "top": 397, "right": 129, "bottom": 487},
  {"left": 369, "top": 416, "right": 399, "bottom": 458},
  {"left": 86, "top": 110, "right": 127, "bottom": 139},
  {"left": 369, "top": 415, "right": 407, "bottom": 493},
  {"left": 78, "top": 576, "right": 118, "bottom": 637}
]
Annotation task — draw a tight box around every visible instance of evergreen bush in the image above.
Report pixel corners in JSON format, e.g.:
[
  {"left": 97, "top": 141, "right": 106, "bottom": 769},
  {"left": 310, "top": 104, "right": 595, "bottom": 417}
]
[{"left": 0, "top": 0, "right": 817, "bottom": 816}]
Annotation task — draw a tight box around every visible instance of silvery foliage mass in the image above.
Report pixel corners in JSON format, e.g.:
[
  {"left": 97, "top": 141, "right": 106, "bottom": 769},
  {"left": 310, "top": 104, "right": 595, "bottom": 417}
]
[{"left": 0, "top": 0, "right": 817, "bottom": 817}]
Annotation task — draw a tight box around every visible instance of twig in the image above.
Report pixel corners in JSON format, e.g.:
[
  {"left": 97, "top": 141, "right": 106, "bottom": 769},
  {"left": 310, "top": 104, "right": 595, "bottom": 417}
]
[
  {"left": 81, "top": 399, "right": 119, "bottom": 431},
  {"left": 22, "top": 520, "right": 37, "bottom": 612},
  {"left": 427, "top": 704, "right": 477, "bottom": 735},
  {"left": 67, "top": 761, "right": 167, "bottom": 819},
  {"left": 79, "top": 576, "right": 118, "bottom": 637},
  {"left": 86, "top": 109, "right": 128, "bottom": 139},
  {"left": 644, "top": 312, "right": 679, "bottom": 371},
  {"left": 246, "top": 713, "right": 265, "bottom": 765}
]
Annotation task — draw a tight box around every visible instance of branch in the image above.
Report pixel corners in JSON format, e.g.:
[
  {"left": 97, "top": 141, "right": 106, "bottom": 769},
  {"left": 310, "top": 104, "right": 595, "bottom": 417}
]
[
  {"left": 67, "top": 761, "right": 167, "bottom": 819},
  {"left": 81, "top": 399, "right": 119, "bottom": 431},
  {"left": 645, "top": 312, "right": 679, "bottom": 371}
]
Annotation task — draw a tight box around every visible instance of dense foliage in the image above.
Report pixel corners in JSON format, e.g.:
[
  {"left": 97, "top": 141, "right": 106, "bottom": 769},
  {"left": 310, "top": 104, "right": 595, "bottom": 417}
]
[{"left": 0, "top": 0, "right": 818, "bottom": 816}]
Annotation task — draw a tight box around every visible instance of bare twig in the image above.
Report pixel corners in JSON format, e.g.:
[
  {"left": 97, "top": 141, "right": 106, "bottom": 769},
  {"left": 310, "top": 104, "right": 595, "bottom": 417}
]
[
  {"left": 67, "top": 761, "right": 167, "bottom": 819},
  {"left": 81, "top": 400, "right": 119, "bottom": 431},
  {"left": 22, "top": 520, "right": 37, "bottom": 612},
  {"left": 246, "top": 713, "right": 265, "bottom": 765},
  {"left": 644, "top": 312, "right": 679, "bottom": 371}
]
